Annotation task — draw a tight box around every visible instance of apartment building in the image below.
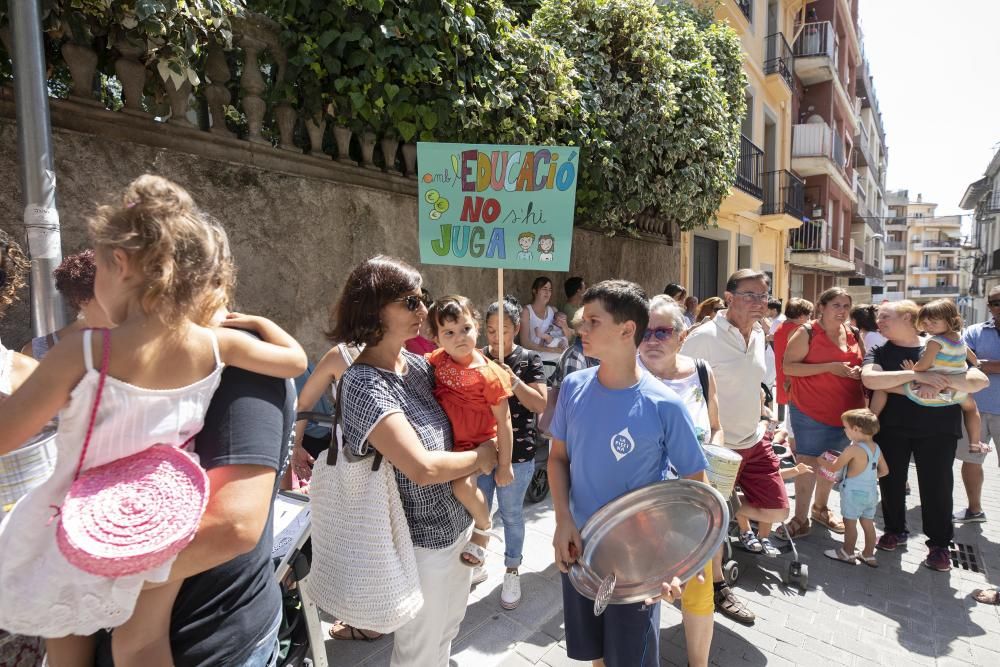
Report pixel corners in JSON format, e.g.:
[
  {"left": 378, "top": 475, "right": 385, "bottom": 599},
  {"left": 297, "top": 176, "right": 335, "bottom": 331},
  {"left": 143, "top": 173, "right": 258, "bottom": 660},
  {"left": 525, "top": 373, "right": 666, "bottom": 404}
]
[
  {"left": 679, "top": 0, "right": 808, "bottom": 303},
  {"left": 883, "top": 190, "right": 964, "bottom": 305},
  {"left": 959, "top": 146, "right": 1000, "bottom": 324}
]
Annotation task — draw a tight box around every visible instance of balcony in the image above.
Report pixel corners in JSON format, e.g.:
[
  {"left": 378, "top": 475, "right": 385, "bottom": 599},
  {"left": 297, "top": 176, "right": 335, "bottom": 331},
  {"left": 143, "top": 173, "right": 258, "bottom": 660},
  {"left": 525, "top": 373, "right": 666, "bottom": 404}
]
[
  {"left": 788, "top": 219, "right": 856, "bottom": 272},
  {"left": 762, "top": 170, "right": 804, "bottom": 220},
  {"left": 764, "top": 32, "right": 795, "bottom": 93},
  {"left": 735, "top": 134, "right": 764, "bottom": 200},
  {"left": 793, "top": 21, "right": 836, "bottom": 86},
  {"left": 854, "top": 257, "right": 884, "bottom": 280},
  {"left": 855, "top": 123, "right": 873, "bottom": 168},
  {"left": 910, "top": 264, "right": 960, "bottom": 274},
  {"left": 911, "top": 238, "right": 962, "bottom": 250},
  {"left": 908, "top": 285, "right": 961, "bottom": 299},
  {"left": 737, "top": 0, "right": 752, "bottom": 22},
  {"left": 792, "top": 122, "right": 855, "bottom": 197},
  {"left": 884, "top": 240, "right": 906, "bottom": 254},
  {"left": 885, "top": 216, "right": 907, "bottom": 230}
]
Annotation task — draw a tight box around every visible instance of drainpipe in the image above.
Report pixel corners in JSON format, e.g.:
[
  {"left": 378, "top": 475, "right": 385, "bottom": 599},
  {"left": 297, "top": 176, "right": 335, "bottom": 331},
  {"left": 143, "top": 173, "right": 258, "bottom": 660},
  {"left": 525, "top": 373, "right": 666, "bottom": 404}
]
[{"left": 10, "top": 0, "right": 66, "bottom": 335}]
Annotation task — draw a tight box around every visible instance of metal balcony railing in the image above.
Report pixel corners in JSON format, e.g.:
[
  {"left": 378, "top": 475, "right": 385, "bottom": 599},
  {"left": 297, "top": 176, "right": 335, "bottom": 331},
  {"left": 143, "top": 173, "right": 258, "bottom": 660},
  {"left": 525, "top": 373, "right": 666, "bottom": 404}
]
[
  {"left": 765, "top": 32, "right": 795, "bottom": 90},
  {"left": 762, "top": 170, "right": 804, "bottom": 218},
  {"left": 737, "top": 0, "right": 752, "bottom": 21},
  {"left": 884, "top": 240, "right": 906, "bottom": 251},
  {"left": 789, "top": 220, "right": 850, "bottom": 261},
  {"left": 736, "top": 134, "right": 764, "bottom": 200},
  {"left": 793, "top": 21, "right": 835, "bottom": 59},
  {"left": 912, "top": 285, "right": 960, "bottom": 296},
  {"left": 988, "top": 189, "right": 1000, "bottom": 213},
  {"left": 854, "top": 258, "right": 884, "bottom": 279}
]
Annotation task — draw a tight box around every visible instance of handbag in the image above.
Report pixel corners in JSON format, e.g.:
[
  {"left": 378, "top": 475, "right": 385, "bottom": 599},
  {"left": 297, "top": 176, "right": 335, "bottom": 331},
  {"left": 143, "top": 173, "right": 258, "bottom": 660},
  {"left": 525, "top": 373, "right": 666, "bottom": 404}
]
[
  {"left": 56, "top": 328, "right": 210, "bottom": 578},
  {"left": 307, "top": 366, "right": 423, "bottom": 634}
]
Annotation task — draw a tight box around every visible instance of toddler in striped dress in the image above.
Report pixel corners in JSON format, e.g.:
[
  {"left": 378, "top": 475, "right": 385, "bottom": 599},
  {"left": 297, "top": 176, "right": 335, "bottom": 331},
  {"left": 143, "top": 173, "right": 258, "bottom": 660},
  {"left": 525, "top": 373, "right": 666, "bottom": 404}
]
[{"left": 870, "top": 299, "right": 988, "bottom": 453}]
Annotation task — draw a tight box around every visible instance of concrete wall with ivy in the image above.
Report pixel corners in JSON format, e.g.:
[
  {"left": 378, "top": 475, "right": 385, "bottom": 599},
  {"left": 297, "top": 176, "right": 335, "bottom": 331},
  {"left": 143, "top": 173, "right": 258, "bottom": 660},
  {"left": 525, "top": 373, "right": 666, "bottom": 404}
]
[{"left": 0, "top": 117, "right": 679, "bottom": 358}]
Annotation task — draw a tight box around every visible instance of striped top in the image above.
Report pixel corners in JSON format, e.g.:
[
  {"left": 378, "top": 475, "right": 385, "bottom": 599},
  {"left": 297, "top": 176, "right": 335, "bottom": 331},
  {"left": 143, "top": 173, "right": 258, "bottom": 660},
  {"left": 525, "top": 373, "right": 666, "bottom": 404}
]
[{"left": 904, "top": 334, "right": 968, "bottom": 407}]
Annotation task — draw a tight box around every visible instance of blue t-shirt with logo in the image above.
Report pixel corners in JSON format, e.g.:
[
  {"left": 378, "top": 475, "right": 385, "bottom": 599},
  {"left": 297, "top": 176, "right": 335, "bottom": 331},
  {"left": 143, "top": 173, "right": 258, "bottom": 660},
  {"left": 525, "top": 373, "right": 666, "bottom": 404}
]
[{"left": 550, "top": 366, "right": 708, "bottom": 527}]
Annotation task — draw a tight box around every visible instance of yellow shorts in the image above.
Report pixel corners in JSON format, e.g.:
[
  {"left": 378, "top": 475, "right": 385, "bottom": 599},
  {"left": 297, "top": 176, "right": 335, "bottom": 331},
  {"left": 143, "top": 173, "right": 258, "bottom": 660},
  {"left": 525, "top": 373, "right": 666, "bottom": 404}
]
[{"left": 681, "top": 562, "right": 714, "bottom": 616}]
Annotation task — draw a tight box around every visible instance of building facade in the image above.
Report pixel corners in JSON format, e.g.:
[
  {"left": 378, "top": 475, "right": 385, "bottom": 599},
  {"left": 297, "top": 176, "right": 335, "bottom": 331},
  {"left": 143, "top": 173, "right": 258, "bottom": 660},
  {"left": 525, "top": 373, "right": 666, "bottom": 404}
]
[
  {"left": 683, "top": 0, "right": 888, "bottom": 308},
  {"left": 680, "top": 0, "right": 807, "bottom": 304},
  {"left": 960, "top": 148, "right": 1000, "bottom": 325}
]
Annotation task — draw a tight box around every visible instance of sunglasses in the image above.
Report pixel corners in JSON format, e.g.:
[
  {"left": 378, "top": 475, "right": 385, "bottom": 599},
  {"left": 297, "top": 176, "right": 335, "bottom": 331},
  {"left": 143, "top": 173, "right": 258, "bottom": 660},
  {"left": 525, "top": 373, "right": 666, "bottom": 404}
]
[
  {"left": 642, "top": 327, "right": 675, "bottom": 342},
  {"left": 989, "top": 301, "right": 1000, "bottom": 308},
  {"left": 393, "top": 294, "right": 429, "bottom": 311}
]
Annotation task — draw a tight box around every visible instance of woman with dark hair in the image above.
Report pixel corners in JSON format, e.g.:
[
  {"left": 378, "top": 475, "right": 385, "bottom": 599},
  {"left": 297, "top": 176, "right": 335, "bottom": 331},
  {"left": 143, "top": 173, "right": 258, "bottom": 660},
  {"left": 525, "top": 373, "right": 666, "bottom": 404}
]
[
  {"left": 663, "top": 283, "right": 687, "bottom": 304},
  {"left": 851, "top": 303, "right": 886, "bottom": 351},
  {"left": 21, "top": 249, "right": 111, "bottom": 359},
  {"left": 520, "top": 276, "right": 570, "bottom": 356},
  {"left": 781, "top": 288, "right": 865, "bottom": 540},
  {"left": 317, "top": 255, "right": 498, "bottom": 665},
  {"left": 479, "top": 295, "right": 548, "bottom": 610}
]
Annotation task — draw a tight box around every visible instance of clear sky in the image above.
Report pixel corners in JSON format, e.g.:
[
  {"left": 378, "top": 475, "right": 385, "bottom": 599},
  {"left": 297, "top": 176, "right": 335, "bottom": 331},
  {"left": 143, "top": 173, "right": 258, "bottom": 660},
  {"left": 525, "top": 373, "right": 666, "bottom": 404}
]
[{"left": 859, "top": 0, "right": 1000, "bottom": 215}]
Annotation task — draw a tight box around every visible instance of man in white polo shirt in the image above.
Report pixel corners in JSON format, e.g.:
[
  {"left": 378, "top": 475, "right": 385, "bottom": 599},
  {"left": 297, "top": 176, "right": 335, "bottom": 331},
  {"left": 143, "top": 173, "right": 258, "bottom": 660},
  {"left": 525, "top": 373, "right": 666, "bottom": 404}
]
[{"left": 682, "top": 269, "right": 790, "bottom": 624}]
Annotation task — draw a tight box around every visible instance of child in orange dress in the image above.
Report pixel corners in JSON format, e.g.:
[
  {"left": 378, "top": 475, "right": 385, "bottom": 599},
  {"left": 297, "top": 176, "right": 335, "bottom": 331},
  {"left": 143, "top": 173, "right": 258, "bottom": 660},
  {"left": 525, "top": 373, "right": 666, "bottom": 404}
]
[{"left": 426, "top": 295, "right": 514, "bottom": 567}]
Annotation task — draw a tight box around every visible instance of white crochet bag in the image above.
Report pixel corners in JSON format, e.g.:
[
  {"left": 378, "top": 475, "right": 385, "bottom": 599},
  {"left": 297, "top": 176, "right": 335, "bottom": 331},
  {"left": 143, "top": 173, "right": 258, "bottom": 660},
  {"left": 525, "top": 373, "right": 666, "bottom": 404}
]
[{"left": 306, "top": 373, "right": 423, "bottom": 633}]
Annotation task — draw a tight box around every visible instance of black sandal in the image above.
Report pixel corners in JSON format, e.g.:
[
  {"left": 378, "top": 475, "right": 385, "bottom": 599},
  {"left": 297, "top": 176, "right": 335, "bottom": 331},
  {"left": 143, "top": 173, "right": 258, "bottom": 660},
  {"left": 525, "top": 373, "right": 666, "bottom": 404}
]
[{"left": 329, "top": 622, "right": 384, "bottom": 641}]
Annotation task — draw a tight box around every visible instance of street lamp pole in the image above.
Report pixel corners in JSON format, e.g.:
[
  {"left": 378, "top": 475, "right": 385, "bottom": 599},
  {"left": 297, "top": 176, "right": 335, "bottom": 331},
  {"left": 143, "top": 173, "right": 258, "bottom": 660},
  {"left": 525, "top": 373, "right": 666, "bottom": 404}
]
[{"left": 10, "top": 0, "right": 66, "bottom": 336}]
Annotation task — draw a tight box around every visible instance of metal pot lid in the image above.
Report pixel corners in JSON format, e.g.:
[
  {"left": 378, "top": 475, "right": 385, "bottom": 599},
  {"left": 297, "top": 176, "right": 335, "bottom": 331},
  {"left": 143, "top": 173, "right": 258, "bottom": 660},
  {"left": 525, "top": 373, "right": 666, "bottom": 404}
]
[{"left": 569, "top": 479, "right": 728, "bottom": 605}]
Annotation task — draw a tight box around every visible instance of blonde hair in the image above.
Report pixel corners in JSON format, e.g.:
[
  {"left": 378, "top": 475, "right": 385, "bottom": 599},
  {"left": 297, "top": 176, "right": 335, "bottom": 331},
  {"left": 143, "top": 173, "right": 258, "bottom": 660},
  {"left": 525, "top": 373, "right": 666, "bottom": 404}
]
[
  {"left": 88, "top": 175, "right": 234, "bottom": 326},
  {"left": 884, "top": 299, "right": 920, "bottom": 329},
  {"left": 918, "top": 299, "right": 963, "bottom": 334},
  {"left": 649, "top": 294, "right": 687, "bottom": 330},
  {"left": 0, "top": 229, "right": 30, "bottom": 315},
  {"left": 842, "top": 408, "right": 880, "bottom": 436}
]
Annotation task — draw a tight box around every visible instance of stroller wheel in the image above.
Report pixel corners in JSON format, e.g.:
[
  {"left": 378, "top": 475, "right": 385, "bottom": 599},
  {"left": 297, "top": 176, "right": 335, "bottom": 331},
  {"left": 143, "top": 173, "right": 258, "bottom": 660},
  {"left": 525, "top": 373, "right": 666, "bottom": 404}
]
[
  {"left": 524, "top": 468, "right": 549, "bottom": 504},
  {"left": 723, "top": 560, "right": 740, "bottom": 586},
  {"left": 786, "top": 561, "right": 808, "bottom": 590}
]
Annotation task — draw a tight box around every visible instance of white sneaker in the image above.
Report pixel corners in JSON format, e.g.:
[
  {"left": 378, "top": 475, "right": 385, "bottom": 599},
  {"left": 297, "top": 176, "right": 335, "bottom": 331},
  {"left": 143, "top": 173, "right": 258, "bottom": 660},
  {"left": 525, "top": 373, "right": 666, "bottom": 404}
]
[
  {"left": 500, "top": 571, "right": 521, "bottom": 610},
  {"left": 471, "top": 566, "right": 488, "bottom": 586}
]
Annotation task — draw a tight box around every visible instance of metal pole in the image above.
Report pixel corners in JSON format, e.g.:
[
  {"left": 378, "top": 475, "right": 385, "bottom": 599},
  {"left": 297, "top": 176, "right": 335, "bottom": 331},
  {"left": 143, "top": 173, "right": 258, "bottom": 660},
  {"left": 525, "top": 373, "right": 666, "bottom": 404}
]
[{"left": 10, "top": 0, "right": 65, "bottom": 336}]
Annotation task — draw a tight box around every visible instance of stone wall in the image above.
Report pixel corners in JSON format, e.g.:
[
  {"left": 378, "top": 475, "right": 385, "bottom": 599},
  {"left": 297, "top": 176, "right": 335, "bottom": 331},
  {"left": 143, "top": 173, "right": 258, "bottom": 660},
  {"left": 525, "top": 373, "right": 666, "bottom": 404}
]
[{"left": 0, "top": 105, "right": 680, "bottom": 359}]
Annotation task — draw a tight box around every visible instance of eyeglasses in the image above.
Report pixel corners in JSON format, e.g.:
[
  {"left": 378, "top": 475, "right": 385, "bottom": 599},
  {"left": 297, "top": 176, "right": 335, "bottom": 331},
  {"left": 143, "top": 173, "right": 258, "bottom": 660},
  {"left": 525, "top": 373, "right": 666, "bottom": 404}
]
[
  {"left": 989, "top": 301, "right": 1000, "bottom": 308},
  {"left": 732, "top": 291, "right": 770, "bottom": 303},
  {"left": 394, "top": 294, "right": 429, "bottom": 311},
  {"left": 642, "top": 327, "right": 675, "bottom": 342}
]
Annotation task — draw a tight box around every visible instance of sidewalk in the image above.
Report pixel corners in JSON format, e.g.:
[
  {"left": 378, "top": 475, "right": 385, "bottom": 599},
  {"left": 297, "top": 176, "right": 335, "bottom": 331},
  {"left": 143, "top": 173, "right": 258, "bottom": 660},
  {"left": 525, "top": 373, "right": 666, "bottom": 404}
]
[{"left": 325, "top": 456, "right": 1000, "bottom": 666}]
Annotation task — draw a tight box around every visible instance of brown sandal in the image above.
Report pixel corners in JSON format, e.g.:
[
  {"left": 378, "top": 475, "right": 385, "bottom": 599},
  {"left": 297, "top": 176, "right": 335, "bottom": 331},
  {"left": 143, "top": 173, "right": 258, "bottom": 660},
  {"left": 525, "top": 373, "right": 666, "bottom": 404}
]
[
  {"left": 329, "top": 622, "right": 383, "bottom": 641},
  {"left": 774, "top": 516, "right": 810, "bottom": 541},
  {"left": 811, "top": 506, "right": 845, "bottom": 534},
  {"left": 972, "top": 589, "right": 1000, "bottom": 605}
]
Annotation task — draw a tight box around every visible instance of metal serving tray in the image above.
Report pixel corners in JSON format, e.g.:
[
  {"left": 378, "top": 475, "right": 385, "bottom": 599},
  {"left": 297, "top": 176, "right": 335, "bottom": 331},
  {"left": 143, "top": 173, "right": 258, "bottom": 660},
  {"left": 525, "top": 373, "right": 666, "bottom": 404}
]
[{"left": 568, "top": 479, "right": 728, "bottom": 606}]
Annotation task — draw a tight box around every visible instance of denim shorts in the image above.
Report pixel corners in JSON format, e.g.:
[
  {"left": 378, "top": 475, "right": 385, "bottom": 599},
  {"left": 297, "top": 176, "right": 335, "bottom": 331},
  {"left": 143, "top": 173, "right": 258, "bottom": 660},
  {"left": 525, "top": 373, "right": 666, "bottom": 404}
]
[
  {"left": 839, "top": 486, "right": 878, "bottom": 520},
  {"left": 788, "top": 404, "right": 850, "bottom": 457}
]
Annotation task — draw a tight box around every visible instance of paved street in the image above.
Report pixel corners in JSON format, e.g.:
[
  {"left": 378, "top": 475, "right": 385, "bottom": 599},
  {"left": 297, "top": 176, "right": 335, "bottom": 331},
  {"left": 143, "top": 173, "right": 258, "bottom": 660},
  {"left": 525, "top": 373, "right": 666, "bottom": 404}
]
[{"left": 325, "top": 456, "right": 1000, "bottom": 666}]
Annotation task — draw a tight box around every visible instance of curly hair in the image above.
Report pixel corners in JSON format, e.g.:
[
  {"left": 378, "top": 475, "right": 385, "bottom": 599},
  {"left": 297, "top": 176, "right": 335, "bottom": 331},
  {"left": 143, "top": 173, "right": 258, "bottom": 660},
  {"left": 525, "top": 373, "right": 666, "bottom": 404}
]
[
  {"left": 53, "top": 250, "right": 97, "bottom": 311},
  {"left": 327, "top": 255, "right": 422, "bottom": 347},
  {"left": 87, "top": 175, "right": 234, "bottom": 326},
  {"left": 0, "top": 229, "right": 30, "bottom": 316}
]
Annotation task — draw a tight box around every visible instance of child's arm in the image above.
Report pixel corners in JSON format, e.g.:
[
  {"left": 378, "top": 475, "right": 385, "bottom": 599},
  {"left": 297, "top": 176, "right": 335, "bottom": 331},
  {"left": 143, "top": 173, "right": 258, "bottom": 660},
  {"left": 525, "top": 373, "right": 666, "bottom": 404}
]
[
  {"left": 821, "top": 445, "right": 857, "bottom": 473},
  {"left": 0, "top": 333, "right": 86, "bottom": 456},
  {"left": 876, "top": 452, "right": 889, "bottom": 478},
  {"left": 216, "top": 313, "right": 308, "bottom": 379},
  {"left": 491, "top": 398, "right": 514, "bottom": 486},
  {"left": 967, "top": 346, "right": 980, "bottom": 367},
  {"left": 910, "top": 340, "right": 941, "bottom": 372},
  {"left": 780, "top": 461, "right": 813, "bottom": 480}
]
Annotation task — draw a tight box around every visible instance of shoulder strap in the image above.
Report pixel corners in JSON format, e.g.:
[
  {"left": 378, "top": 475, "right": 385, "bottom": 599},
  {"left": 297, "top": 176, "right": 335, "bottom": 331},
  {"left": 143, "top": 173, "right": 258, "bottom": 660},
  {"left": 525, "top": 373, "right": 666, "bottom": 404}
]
[
  {"left": 73, "top": 328, "right": 110, "bottom": 481},
  {"left": 82, "top": 328, "right": 95, "bottom": 371},
  {"left": 208, "top": 328, "right": 223, "bottom": 368},
  {"left": 803, "top": 322, "right": 815, "bottom": 341},
  {"left": 327, "top": 362, "right": 383, "bottom": 471},
  {"left": 695, "top": 358, "right": 710, "bottom": 397}
]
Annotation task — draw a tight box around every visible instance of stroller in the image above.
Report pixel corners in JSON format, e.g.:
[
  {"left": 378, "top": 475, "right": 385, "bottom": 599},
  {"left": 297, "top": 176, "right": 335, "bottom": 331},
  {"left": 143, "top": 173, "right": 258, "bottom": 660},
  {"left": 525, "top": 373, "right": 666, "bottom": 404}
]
[
  {"left": 717, "top": 429, "right": 809, "bottom": 592},
  {"left": 524, "top": 359, "right": 561, "bottom": 504}
]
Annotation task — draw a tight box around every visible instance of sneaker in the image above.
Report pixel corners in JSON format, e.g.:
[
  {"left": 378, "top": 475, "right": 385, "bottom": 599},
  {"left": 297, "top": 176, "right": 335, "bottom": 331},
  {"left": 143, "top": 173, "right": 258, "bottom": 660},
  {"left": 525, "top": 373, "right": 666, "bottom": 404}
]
[
  {"left": 953, "top": 509, "right": 987, "bottom": 523},
  {"left": 471, "top": 566, "right": 488, "bottom": 586},
  {"left": 500, "top": 571, "right": 521, "bottom": 610},
  {"left": 759, "top": 537, "right": 781, "bottom": 557},
  {"left": 924, "top": 547, "right": 952, "bottom": 572},
  {"left": 876, "top": 532, "right": 909, "bottom": 552},
  {"left": 739, "top": 530, "right": 763, "bottom": 553}
]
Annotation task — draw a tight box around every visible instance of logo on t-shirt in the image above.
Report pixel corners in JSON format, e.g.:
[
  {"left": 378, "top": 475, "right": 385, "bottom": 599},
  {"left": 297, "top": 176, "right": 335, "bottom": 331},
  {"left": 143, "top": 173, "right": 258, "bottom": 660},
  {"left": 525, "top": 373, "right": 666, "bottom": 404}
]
[{"left": 610, "top": 427, "right": 635, "bottom": 461}]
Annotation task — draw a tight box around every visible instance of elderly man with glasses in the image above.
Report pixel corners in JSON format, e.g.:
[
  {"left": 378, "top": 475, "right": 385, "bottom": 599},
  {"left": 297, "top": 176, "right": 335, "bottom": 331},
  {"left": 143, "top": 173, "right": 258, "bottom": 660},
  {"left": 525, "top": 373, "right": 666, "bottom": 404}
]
[
  {"left": 681, "top": 269, "right": 789, "bottom": 625},
  {"left": 955, "top": 285, "right": 1000, "bottom": 526}
]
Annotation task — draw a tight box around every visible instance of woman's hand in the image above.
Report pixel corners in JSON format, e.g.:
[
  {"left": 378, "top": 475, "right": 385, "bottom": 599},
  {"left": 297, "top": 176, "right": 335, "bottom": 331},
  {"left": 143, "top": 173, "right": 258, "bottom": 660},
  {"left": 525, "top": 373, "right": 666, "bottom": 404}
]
[
  {"left": 475, "top": 440, "right": 499, "bottom": 475},
  {"left": 914, "top": 383, "right": 939, "bottom": 400},
  {"left": 827, "top": 362, "right": 861, "bottom": 379},
  {"left": 914, "top": 371, "right": 950, "bottom": 391},
  {"left": 553, "top": 520, "right": 583, "bottom": 573},
  {"left": 291, "top": 444, "right": 315, "bottom": 482},
  {"left": 220, "top": 312, "right": 263, "bottom": 333},
  {"left": 495, "top": 464, "right": 515, "bottom": 487},
  {"left": 499, "top": 362, "right": 518, "bottom": 387}
]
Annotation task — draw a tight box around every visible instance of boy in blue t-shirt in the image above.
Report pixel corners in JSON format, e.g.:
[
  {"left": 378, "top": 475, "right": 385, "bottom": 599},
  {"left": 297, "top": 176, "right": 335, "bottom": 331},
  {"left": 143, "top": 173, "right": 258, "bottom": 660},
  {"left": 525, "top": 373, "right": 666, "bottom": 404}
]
[{"left": 549, "top": 280, "right": 709, "bottom": 667}]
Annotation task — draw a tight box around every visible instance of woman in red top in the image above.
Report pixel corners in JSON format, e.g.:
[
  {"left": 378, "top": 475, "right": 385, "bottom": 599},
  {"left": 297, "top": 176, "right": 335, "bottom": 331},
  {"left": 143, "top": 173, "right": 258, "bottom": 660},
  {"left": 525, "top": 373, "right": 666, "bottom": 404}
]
[{"left": 781, "top": 287, "right": 865, "bottom": 539}]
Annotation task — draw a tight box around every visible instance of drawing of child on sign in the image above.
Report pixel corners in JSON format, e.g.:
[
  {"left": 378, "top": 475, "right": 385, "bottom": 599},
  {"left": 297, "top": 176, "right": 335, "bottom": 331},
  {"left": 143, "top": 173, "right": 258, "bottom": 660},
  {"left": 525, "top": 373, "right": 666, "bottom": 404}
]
[
  {"left": 517, "top": 232, "right": 535, "bottom": 260},
  {"left": 538, "top": 234, "right": 555, "bottom": 262}
]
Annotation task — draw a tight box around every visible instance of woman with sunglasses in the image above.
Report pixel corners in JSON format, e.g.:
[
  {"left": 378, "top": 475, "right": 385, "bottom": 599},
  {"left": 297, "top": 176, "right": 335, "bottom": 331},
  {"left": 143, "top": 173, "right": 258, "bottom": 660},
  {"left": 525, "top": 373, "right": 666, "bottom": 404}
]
[{"left": 638, "top": 295, "right": 721, "bottom": 667}]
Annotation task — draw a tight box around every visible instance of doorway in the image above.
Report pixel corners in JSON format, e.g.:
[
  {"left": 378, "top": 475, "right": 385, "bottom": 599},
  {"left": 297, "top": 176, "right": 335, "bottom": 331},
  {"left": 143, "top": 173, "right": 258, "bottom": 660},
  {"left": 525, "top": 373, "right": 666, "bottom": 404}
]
[{"left": 694, "top": 235, "right": 721, "bottom": 300}]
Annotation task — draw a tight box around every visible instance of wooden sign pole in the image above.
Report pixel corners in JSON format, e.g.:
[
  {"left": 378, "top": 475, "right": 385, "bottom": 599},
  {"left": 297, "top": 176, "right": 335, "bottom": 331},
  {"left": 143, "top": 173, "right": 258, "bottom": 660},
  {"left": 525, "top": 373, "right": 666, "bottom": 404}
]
[{"left": 497, "top": 268, "right": 505, "bottom": 357}]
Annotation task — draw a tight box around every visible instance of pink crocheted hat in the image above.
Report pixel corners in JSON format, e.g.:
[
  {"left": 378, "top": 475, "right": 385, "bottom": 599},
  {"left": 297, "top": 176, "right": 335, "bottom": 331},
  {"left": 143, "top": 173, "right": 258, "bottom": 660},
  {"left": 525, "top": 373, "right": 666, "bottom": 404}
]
[{"left": 57, "top": 444, "right": 209, "bottom": 578}]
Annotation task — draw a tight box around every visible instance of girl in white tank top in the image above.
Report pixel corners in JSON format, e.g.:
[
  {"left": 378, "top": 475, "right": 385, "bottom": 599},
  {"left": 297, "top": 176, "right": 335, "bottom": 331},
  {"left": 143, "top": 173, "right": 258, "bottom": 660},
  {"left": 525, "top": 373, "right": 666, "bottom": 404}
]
[{"left": 0, "top": 176, "right": 307, "bottom": 666}]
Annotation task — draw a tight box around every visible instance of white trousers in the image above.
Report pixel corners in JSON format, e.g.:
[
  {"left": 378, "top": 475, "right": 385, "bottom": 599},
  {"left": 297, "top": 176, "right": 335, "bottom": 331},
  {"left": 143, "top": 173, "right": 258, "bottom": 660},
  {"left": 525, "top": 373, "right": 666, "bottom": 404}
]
[{"left": 391, "top": 525, "right": 473, "bottom": 666}]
